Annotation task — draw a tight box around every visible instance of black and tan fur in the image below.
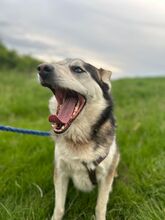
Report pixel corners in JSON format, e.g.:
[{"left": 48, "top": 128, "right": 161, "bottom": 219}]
[{"left": 37, "top": 58, "right": 120, "bottom": 220}]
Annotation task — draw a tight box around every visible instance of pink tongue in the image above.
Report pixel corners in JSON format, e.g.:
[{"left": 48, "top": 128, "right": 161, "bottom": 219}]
[
  {"left": 49, "top": 96, "right": 77, "bottom": 124},
  {"left": 58, "top": 97, "right": 77, "bottom": 123}
]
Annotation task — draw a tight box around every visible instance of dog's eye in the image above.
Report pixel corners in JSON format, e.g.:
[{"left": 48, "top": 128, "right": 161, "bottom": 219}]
[{"left": 72, "top": 66, "right": 85, "bottom": 73}]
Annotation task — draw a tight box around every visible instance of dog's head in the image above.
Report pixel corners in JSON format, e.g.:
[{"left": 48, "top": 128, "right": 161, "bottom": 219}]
[{"left": 37, "top": 58, "right": 112, "bottom": 134}]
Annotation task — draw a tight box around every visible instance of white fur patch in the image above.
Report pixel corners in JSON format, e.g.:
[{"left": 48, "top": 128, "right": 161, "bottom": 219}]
[{"left": 54, "top": 138, "right": 117, "bottom": 192}]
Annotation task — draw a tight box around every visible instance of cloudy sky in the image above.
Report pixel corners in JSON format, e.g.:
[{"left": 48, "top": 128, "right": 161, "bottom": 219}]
[{"left": 0, "top": 0, "right": 165, "bottom": 78}]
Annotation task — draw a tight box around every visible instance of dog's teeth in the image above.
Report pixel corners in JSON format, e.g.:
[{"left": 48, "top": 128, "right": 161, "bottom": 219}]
[
  {"left": 52, "top": 124, "right": 57, "bottom": 129},
  {"left": 61, "top": 125, "right": 65, "bottom": 129},
  {"left": 75, "top": 106, "right": 78, "bottom": 111}
]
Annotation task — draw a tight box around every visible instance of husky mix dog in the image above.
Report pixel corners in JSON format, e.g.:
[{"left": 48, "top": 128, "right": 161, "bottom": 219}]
[{"left": 37, "top": 58, "right": 120, "bottom": 220}]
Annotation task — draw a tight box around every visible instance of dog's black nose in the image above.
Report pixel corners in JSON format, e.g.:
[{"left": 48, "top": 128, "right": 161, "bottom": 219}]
[{"left": 37, "top": 63, "right": 54, "bottom": 79}]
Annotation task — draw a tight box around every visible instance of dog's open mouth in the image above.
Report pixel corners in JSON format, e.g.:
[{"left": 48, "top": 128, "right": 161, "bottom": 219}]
[{"left": 49, "top": 88, "right": 86, "bottom": 134}]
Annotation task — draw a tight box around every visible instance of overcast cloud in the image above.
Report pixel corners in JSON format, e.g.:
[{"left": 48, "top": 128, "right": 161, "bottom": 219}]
[{"left": 0, "top": 0, "right": 165, "bottom": 78}]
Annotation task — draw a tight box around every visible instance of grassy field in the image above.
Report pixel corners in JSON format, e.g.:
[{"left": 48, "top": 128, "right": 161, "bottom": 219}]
[{"left": 0, "top": 70, "right": 164, "bottom": 220}]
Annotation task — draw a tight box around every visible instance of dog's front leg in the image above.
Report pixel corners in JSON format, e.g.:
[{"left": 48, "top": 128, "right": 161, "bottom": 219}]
[
  {"left": 51, "top": 168, "right": 69, "bottom": 220},
  {"left": 95, "top": 170, "right": 116, "bottom": 220}
]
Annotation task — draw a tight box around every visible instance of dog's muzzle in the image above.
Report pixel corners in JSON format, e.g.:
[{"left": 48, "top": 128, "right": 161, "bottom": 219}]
[
  {"left": 37, "top": 63, "right": 86, "bottom": 134},
  {"left": 37, "top": 63, "right": 54, "bottom": 86}
]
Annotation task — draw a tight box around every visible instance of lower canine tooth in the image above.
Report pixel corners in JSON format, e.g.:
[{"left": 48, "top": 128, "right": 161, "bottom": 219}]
[
  {"left": 75, "top": 107, "right": 78, "bottom": 111},
  {"left": 52, "top": 124, "right": 57, "bottom": 129}
]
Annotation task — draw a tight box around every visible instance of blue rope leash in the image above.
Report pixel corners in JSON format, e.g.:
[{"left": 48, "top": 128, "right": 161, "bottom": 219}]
[{"left": 0, "top": 125, "right": 50, "bottom": 136}]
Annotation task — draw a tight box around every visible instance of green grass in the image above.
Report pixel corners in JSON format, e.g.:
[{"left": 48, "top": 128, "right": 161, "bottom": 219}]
[{"left": 0, "top": 70, "right": 165, "bottom": 220}]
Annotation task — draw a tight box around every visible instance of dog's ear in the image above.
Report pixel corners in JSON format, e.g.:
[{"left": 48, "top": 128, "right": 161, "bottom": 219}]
[
  {"left": 98, "top": 68, "right": 112, "bottom": 91},
  {"left": 99, "top": 68, "right": 112, "bottom": 84}
]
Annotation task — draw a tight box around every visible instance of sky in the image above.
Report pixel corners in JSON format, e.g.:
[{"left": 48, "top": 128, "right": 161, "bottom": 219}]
[{"left": 0, "top": 0, "right": 165, "bottom": 78}]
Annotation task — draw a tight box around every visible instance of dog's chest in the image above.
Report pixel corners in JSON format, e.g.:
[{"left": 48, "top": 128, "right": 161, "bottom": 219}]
[
  {"left": 59, "top": 156, "right": 96, "bottom": 191},
  {"left": 55, "top": 142, "right": 100, "bottom": 191}
]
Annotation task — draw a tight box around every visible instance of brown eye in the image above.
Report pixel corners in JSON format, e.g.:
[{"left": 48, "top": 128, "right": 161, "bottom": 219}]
[{"left": 72, "top": 66, "right": 85, "bottom": 73}]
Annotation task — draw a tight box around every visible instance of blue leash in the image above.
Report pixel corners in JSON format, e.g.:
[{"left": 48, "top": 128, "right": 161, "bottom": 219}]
[{"left": 0, "top": 125, "right": 50, "bottom": 136}]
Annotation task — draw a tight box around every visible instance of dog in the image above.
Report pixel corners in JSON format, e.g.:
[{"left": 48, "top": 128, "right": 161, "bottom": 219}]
[{"left": 37, "top": 58, "right": 120, "bottom": 220}]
